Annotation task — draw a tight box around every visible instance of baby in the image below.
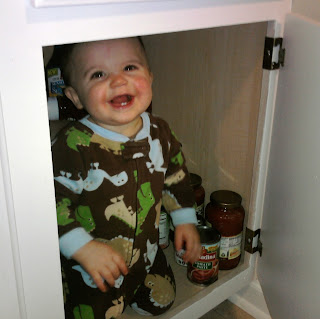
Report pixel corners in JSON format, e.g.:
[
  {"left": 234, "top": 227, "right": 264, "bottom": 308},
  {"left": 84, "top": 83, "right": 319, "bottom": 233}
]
[{"left": 51, "top": 37, "right": 200, "bottom": 318}]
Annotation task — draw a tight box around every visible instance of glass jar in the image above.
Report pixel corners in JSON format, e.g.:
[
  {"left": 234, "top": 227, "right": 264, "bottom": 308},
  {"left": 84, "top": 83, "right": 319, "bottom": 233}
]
[
  {"left": 190, "top": 173, "right": 205, "bottom": 225},
  {"left": 205, "top": 190, "right": 245, "bottom": 270}
]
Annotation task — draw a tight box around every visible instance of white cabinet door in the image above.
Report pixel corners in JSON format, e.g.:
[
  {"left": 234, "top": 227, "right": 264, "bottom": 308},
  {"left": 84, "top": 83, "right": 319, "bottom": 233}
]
[
  {"left": 0, "top": 115, "right": 21, "bottom": 319},
  {"left": 259, "top": 13, "right": 320, "bottom": 319}
]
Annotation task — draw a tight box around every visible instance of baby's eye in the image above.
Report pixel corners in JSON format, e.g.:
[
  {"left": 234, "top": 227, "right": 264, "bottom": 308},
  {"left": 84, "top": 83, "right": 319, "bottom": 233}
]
[
  {"left": 124, "top": 65, "right": 137, "bottom": 71},
  {"left": 91, "top": 71, "right": 105, "bottom": 79}
]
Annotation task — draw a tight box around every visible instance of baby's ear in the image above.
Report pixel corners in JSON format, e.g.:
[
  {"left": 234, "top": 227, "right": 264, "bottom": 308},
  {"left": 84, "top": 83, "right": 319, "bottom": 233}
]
[{"left": 64, "top": 86, "right": 84, "bottom": 110}]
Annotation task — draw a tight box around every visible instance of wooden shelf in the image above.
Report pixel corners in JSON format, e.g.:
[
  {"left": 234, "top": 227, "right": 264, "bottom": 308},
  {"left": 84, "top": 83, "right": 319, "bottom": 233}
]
[{"left": 122, "top": 244, "right": 250, "bottom": 319}]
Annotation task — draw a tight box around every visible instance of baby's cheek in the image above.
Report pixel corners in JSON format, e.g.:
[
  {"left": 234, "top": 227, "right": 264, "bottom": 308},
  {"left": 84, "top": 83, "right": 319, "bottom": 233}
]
[
  {"left": 89, "top": 85, "right": 106, "bottom": 102},
  {"left": 135, "top": 77, "right": 152, "bottom": 91}
]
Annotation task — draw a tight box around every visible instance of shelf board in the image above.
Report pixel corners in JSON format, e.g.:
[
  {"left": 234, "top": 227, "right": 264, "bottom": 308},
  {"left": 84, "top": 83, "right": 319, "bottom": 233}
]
[{"left": 122, "top": 244, "right": 252, "bottom": 319}]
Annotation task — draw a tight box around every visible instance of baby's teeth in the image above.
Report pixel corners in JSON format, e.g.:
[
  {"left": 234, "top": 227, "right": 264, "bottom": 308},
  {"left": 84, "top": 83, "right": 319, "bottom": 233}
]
[{"left": 121, "top": 102, "right": 128, "bottom": 106}]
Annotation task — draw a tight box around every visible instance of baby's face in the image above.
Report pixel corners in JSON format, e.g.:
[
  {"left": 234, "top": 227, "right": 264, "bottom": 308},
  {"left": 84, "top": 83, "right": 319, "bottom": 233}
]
[{"left": 65, "top": 38, "right": 153, "bottom": 135}]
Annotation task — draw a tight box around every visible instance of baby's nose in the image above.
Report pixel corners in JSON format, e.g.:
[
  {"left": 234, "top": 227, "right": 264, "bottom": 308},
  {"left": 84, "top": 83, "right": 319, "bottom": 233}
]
[{"left": 109, "top": 73, "right": 127, "bottom": 88}]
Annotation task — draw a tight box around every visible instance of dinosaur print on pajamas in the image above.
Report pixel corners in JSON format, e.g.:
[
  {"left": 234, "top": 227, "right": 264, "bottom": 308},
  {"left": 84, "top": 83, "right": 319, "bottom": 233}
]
[
  {"left": 73, "top": 304, "right": 95, "bottom": 319},
  {"left": 91, "top": 134, "right": 122, "bottom": 155},
  {"left": 162, "top": 190, "right": 181, "bottom": 211},
  {"left": 146, "top": 134, "right": 166, "bottom": 174},
  {"left": 136, "top": 182, "right": 155, "bottom": 235},
  {"left": 144, "top": 239, "right": 158, "bottom": 272},
  {"left": 75, "top": 205, "right": 95, "bottom": 232},
  {"left": 104, "top": 196, "right": 136, "bottom": 229},
  {"left": 170, "top": 151, "right": 184, "bottom": 166},
  {"left": 145, "top": 274, "right": 175, "bottom": 308},
  {"left": 72, "top": 265, "right": 97, "bottom": 289},
  {"left": 65, "top": 127, "right": 92, "bottom": 152},
  {"left": 83, "top": 163, "right": 128, "bottom": 189},
  {"left": 105, "top": 296, "right": 124, "bottom": 319},
  {"left": 54, "top": 162, "right": 128, "bottom": 194},
  {"left": 164, "top": 169, "right": 186, "bottom": 186},
  {"left": 53, "top": 113, "right": 196, "bottom": 317},
  {"left": 56, "top": 198, "right": 74, "bottom": 226}
]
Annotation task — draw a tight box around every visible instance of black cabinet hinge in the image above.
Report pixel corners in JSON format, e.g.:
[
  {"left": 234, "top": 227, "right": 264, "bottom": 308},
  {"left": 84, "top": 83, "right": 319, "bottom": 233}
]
[
  {"left": 263, "top": 37, "right": 285, "bottom": 70},
  {"left": 244, "top": 227, "right": 263, "bottom": 256}
]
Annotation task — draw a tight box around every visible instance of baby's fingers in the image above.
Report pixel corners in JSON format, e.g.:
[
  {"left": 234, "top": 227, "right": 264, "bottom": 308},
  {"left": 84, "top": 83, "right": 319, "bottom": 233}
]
[
  {"left": 98, "top": 266, "right": 119, "bottom": 292},
  {"left": 189, "top": 242, "right": 202, "bottom": 264},
  {"left": 112, "top": 254, "right": 129, "bottom": 276},
  {"left": 91, "top": 271, "right": 108, "bottom": 293},
  {"left": 184, "top": 240, "right": 201, "bottom": 263}
]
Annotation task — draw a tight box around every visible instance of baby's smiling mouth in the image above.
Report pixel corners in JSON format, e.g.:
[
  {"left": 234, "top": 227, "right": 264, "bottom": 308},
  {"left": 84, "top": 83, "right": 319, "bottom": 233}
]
[{"left": 110, "top": 94, "right": 133, "bottom": 107}]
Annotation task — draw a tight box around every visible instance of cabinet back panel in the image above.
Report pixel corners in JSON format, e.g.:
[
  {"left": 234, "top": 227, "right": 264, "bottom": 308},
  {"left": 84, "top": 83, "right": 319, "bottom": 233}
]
[{"left": 143, "top": 23, "right": 267, "bottom": 212}]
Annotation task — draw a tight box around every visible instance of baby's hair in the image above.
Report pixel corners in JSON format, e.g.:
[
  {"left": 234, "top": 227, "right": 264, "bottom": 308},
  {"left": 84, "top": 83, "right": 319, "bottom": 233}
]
[
  {"left": 49, "top": 36, "right": 148, "bottom": 87},
  {"left": 51, "top": 44, "right": 74, "bottom": 86}
]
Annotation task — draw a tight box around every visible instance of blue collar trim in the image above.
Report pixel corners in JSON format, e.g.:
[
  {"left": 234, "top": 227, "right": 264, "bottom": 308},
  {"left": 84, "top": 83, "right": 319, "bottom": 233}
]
[{"left": 79, "top": 112, "right": 150, "bottom": 142}]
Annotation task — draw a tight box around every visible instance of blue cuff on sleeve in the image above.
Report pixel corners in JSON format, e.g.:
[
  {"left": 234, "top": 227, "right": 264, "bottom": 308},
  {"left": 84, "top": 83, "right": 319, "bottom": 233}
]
[
  {"left": 59, "top": 228, "right": 94, "bottom": 259},
  {"left": 170, "top": 207, "right": 197, "bottom": 227}
]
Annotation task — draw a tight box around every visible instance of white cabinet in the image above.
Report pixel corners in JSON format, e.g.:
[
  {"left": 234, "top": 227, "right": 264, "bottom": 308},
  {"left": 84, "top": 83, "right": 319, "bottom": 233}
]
[
  {"left": 1, "top": 0, "right": 319, "bottom": 318},
  {"left": 258, "top": 13, "right": 320, "bottom": 318}
]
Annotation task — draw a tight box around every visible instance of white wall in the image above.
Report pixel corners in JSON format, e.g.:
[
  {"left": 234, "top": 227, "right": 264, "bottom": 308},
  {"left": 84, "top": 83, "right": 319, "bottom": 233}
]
[
  {"left": 292, "top": 0, "right": 320, "bottom": 22},
  {"left": 229, "top": 280, "right": 271, "bottom": 319}
]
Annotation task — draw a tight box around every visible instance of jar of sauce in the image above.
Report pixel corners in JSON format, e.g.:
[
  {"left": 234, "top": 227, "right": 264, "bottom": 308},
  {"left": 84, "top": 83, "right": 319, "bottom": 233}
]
[
  {"left": 205, "top": 190, "right": 245, "bottom": 270},
  {"left": 190, "top": 173, "right": 205, "bottom": 225}
]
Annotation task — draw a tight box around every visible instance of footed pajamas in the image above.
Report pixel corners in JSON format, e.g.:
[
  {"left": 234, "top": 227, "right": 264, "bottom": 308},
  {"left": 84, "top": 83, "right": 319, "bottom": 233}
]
[{"left": 52, "top": 112, "right": 197, "bottom": 318}]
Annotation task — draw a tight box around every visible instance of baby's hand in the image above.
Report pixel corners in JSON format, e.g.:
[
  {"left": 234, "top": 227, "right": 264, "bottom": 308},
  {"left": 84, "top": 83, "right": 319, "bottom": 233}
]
[
  {"left": 72, "top": 240, "right": 128, "bottom": 292},
  {"left": 174, "top": 223, "right": 201, "bottom": 264}
]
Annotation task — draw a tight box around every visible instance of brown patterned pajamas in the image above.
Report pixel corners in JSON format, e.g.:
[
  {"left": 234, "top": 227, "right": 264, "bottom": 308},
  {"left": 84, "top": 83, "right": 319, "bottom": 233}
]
[
  {"left": 52, "top": 113, "right": 196, "bottom": 318},
  {"left": 63, "top": 247, "right": 175, "bottom": 318}
]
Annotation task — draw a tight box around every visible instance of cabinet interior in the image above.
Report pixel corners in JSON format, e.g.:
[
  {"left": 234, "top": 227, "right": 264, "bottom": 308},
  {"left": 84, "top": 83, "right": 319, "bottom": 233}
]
[
  {"left": 45, "top": 21, "right": 267, "bottom": 318},
  {"left": 143, "top": 22, "right": 267, "bottom": 212}
]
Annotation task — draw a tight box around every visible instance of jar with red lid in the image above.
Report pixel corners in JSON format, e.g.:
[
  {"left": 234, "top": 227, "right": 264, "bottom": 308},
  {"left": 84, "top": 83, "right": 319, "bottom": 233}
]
[
  {"left": 190, "top": 173, "right": 205, "bottom": 225},
  {"left": 205, "top": 190, "right": 245, "bottom": 270}
]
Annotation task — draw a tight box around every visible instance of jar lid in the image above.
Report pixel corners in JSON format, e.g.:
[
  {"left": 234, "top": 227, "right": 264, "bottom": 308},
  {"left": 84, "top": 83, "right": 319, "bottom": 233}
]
[
  {"left": 210, "top": 190, "right": 242, "bottom": 208},
  {"left": 190, "top": 173, "right": 202, "bottom": 188}
]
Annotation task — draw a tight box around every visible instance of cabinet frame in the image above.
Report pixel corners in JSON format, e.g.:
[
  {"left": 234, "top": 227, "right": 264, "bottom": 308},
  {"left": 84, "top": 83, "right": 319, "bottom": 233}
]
[{"left": 0, "top": 1, "right": 291, "bottom": 318}]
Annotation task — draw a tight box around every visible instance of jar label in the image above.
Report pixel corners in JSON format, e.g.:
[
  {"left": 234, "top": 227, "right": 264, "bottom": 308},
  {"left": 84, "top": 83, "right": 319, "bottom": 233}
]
[
  {"left": 187, "top": 243, "right": 219, "bottom": 285},
  {"left": 159, "top": 211, "right": 169, "bottom": 248},
  {"left": 219, "top": 233, "right": 242, "bottom": 260}
]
